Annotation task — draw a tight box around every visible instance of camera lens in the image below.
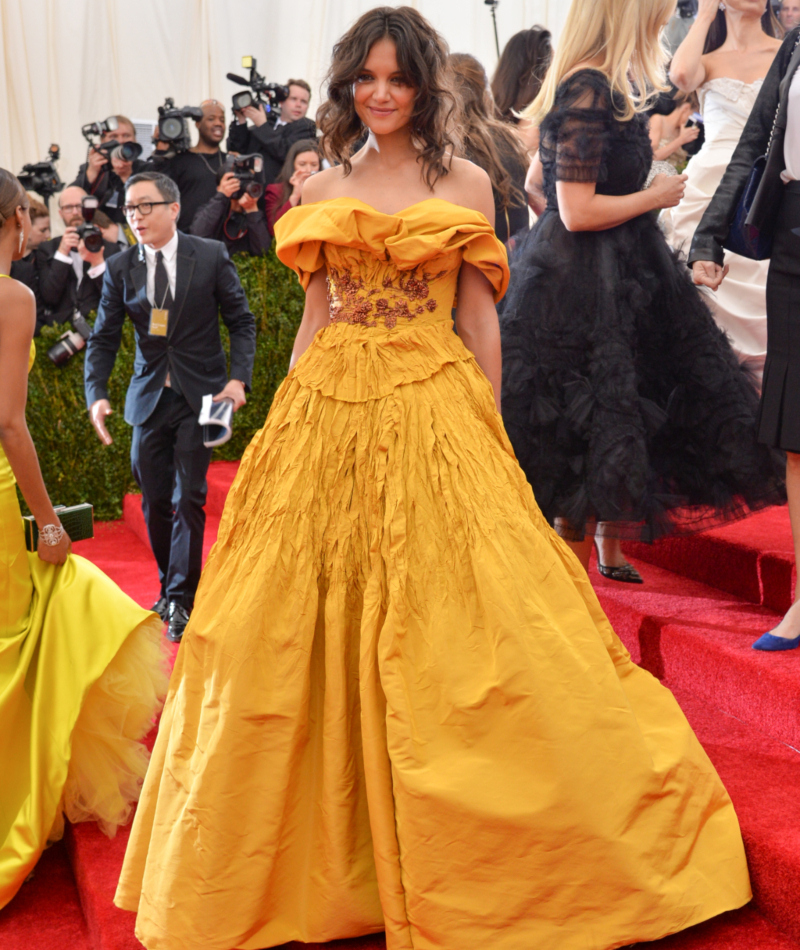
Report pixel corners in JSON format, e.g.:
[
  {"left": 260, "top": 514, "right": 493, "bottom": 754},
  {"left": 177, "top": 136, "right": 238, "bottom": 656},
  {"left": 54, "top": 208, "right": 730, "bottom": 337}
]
[
  {"left": 115, "top": 142, "right": 143, "bottom": 162},
  {"left": 83, "top": 228, "right": 104, "bottom": 254},
  {"left": 245, "top": 181, "right": 264, "bottom": 200},
  {"left": 47, "top": 331, "right": 85, "bottom": 366},
  {"left": 160, "top": 116, "right": 184, "bottom": 140}
]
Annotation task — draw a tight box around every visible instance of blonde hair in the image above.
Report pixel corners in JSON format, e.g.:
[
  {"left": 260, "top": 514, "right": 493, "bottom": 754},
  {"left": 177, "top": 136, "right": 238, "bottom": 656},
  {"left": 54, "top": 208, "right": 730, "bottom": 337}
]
[{"left": 524, "top": 0, "right": 675, "bottom": 124}]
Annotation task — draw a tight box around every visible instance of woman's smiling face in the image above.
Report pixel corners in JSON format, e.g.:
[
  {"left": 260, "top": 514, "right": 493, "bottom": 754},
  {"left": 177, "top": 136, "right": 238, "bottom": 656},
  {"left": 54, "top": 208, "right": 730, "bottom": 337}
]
[{"left": 353, "top": 37, "right": 417, "bottom": 136}]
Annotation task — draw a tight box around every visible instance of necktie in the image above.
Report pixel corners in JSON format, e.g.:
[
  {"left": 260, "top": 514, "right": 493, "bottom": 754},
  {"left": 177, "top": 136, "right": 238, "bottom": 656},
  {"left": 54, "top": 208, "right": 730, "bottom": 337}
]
[{"left": 154, "top": 250, "right": 174, "bottom": 310}]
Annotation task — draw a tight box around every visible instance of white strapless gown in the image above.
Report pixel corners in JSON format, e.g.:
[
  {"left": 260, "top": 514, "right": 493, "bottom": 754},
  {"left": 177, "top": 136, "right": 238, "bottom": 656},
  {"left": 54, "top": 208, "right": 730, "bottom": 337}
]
[{"left": 661, "top": 77, "right": 768, "bottom": 380}]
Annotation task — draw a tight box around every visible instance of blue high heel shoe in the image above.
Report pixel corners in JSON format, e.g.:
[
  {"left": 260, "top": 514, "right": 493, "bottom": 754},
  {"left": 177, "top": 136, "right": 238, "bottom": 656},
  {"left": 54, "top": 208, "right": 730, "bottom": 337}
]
[{"left": 752, "top": 630, "right": 800, "bottom": 651}]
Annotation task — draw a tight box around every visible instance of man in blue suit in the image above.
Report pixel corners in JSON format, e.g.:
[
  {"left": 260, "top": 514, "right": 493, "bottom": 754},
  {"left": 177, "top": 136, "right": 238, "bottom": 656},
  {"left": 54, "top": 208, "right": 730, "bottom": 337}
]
[{"left": 85, "top": 172, "right": 256, "bottom": 642}]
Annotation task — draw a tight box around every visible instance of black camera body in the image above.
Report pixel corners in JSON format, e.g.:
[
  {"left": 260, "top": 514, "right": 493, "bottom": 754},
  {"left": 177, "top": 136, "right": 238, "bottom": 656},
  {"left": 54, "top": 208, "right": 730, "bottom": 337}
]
[
  {"left": 157, "top": 98, "right": 204, "bottom": 156},
  {"left": 224, "top": 153, "right": 265, "bottom": 200},
  {"left": 94, "top": 139, "right": 143, "bottom": 163},
  {"left": 227, "top": 56, "right": 288, "bottom": 119},
  {"left": 75, "top": 196, "right": 104, "bottom": 254},
  {"left": 47, "top": 311, "right": 93, "bottom": 367},
  {"left": 17, "top": 145, "right": 64, "bottom": 201}
]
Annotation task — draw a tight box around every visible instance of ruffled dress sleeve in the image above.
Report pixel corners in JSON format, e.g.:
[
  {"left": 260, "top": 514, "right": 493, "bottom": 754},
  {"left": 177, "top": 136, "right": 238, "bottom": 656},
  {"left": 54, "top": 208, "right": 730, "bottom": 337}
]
[{"left": 540, "top": 70, "right": 614, "bottom": 188}]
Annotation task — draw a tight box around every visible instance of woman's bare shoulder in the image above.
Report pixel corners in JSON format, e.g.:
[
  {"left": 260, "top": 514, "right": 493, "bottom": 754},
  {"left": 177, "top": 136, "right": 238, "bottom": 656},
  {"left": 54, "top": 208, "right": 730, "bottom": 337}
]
[
  {"left": 438, "top": 157, "right": 495, "bottom": 222},
  {"left": 300, "top": 166, "right": 347, "bottom": 205},
  {"left": 0, "top": 279, "right": 35, "bottom": 336}
]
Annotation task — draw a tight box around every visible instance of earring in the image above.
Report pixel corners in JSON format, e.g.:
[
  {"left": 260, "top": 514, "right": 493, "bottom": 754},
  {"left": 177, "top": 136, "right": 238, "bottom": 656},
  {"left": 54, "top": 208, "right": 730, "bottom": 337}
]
[
  {"left": 719, "top": 1, "right": 726, "bottom": 8},
  {"left": 18, "top": 229, "right": 24, "bottom": 253}
]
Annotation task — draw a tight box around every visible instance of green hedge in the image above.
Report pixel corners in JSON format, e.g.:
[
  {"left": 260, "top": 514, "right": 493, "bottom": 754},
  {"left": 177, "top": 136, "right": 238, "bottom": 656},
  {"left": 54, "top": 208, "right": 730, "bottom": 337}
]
[{"left": 25, "top": 247, "right": 305, "bottom": 521}]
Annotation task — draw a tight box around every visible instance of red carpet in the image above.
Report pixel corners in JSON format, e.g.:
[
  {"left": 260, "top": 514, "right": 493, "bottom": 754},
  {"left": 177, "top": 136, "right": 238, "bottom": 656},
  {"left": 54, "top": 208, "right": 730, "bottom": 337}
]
[{"left": 1, "top": 461, "right": 799, "bottom": 949}]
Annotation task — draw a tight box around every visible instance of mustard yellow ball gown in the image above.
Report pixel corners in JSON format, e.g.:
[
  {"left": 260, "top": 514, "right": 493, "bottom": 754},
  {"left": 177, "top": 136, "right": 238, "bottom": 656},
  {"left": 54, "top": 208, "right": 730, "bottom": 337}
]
[
  {"left": 116, "top": 199, "right": 751, "bottom": 950},
  {"left": 0, "top": 344, "right": 168, "bottom": 911}
]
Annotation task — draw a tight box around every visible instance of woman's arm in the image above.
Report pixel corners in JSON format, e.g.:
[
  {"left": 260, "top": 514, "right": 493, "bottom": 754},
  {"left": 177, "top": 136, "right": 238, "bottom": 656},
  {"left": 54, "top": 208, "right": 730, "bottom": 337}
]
[
  {"left": 669, "top": 0, "right": 717, "bottom": 91},
  {"left": 455, "top": 263, "right": 502, "bottom": 412},
  {"left": 556, "top": 175, "right": 687, "bottom": 232},
  {"left": 0, "top": 283, "right": 70, "bottom": 563},
  {"left": 289, "top": 268, "right": 330, "bottom": 369},
  {"left": 525, "top": 154, "right": 547, "bottom": 216}
]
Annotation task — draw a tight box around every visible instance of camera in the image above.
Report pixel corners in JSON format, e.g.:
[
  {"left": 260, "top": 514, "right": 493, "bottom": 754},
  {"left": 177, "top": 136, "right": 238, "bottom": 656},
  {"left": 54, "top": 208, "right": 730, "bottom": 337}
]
[
  {"left": 677, "top": 0, "right": 698, "bottom": 14},
  {"left": 47, "top": 311, "right": 93, "bottom": 367},
  {"left": 81, "top": 117, "right": 144, "bottom": 165},
  {"left": 227, "top": 56, "right": 288, "bottom": 118},
  {"left": 75, "top": 196, "right": 104, "bottom": 254},
  {"left": 223, "top": 153, "right": 265, "bottom": 200},
  {"left": 156, "top": 98, "right": 204, "bottom": 156},
  {"left": 17, "top": 145, "right": 64, "bottom": 201}
]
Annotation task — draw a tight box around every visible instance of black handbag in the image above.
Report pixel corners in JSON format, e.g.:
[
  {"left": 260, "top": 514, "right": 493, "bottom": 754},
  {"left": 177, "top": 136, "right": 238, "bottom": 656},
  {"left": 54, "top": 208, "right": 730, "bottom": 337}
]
[{"left": 723, "top": 35, "right": 800, "bottom": 260}]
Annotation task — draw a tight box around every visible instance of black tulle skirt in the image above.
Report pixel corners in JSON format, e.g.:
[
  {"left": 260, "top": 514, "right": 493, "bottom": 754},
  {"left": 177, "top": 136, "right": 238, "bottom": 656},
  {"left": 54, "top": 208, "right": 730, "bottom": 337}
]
[{"left": 499, "top": 207, "right": 786, "bottom": 542}]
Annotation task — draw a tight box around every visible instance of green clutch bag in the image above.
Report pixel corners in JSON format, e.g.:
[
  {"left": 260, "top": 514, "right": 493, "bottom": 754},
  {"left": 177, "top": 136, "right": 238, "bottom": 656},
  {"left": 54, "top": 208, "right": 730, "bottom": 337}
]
[{"left": 23, "top": 503, "right": 94, "bottom": 551}]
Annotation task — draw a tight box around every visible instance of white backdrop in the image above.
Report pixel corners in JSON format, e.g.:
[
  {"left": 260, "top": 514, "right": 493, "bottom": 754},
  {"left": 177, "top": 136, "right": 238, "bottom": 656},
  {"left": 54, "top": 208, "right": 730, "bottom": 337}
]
[{"left": 0, "top": 0, "right": 567, "bottom": 219}]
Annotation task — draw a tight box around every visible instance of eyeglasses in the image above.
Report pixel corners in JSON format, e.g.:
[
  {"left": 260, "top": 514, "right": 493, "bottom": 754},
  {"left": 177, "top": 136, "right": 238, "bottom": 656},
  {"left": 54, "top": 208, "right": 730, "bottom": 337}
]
[
  {"left": 60, "top": 203, "right": 84, "bottom": 213},
  {"left": 122, "top": 200, "right": 172, "bottom": 216}
]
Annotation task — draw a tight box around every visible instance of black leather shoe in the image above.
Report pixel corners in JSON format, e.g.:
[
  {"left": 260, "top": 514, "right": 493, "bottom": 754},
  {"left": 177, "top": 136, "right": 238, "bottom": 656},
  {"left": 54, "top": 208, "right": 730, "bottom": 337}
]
[
  {"left": 167, "top": 602, "right": 190, "bottom": 643},
  {"left": 150, "top": 596, "right": 169, "bottom": 622}
]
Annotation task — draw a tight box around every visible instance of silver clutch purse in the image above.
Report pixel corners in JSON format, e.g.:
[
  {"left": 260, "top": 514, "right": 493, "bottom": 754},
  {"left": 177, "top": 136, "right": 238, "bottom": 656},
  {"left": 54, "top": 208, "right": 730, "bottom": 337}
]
[{"left": 643, "top": 160, "right": 678, "bottom": 190}]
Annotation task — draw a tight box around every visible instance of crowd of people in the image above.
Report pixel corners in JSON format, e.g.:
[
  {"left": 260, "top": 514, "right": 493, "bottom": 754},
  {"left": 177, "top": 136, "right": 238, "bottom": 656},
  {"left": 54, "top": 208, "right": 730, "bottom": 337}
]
[{"left": 2, "top": 0, "right": 800, "bottom": 948}]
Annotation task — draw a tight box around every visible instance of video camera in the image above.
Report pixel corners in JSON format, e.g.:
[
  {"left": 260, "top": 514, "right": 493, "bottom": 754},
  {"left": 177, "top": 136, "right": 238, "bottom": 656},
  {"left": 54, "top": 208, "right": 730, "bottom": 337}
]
[
  {"left": 75, "top": 196, "right": 104, "bottom": 254},
  {"left": 156, "top": 98, "right": 204, "bottom": 156},
  {"left": 223, "top": 153, "right": 264, "bottom": 200},
  {"left": 227, "top": 56, "right": 288, "bottom": 118},
  {"left": 81, "top": 116, "right": 144, "bottom": 164},
  {"left": 17, "top": 145, "right": 64, "bottom": 201}
]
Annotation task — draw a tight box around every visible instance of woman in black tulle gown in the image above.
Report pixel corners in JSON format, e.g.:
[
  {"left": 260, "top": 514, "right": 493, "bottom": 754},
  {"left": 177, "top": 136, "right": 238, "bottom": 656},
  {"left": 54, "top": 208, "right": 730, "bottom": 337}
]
[{"left": 499, "top": 0, "right": 785, "bottom": 577}]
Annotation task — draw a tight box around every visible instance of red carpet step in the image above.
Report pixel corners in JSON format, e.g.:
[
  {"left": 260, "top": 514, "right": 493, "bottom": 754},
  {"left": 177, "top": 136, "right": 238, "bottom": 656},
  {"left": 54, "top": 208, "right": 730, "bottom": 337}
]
[{"left": 623, "top": 507, "right": 796, "bottom": 614}]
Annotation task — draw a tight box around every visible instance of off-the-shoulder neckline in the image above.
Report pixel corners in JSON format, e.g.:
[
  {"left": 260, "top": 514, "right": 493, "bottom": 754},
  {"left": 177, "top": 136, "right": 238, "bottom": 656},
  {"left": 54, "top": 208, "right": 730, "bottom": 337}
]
[{"left": 301, "top": 196, "right": 488, "bottom": 220}]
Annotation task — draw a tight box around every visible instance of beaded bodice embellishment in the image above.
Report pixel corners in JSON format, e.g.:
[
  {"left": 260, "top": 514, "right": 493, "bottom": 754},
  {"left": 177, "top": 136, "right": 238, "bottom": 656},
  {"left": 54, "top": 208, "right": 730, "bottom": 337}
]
[{"left": 326, "top": 264, "right": 445, "bottom": 329}]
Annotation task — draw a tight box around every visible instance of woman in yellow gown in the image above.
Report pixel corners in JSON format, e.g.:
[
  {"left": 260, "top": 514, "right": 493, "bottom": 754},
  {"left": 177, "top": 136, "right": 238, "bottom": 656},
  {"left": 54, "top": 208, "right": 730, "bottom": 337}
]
[
  {"left": 116, "top": 6, "right": 752, "bottom": 950},
  {"left": 0, "top": 169, "right": 168, "bottom": 910}
]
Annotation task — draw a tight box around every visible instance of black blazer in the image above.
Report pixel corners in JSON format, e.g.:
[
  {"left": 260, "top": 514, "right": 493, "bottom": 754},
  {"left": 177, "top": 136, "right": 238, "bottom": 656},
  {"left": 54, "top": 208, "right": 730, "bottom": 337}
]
[
  {"left": 35, "top": 235, "right": 122, "bottom": 324},
  {"left": 84, "top": 232, "right": 257, "bottom": 426},
  {"left": 189, "top": 192, "right": 272, "bottom": 256},
  {"left": 689, "top": 27, "right": 800, "bottom": 266}
]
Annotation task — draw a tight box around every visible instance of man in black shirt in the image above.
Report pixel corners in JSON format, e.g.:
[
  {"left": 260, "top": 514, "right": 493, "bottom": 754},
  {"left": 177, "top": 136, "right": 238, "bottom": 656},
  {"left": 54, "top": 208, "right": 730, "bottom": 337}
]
[
  {"left": 226, "top": 79, "right": 316, "bottom": 186},
  {"left": 72, "top": 115, "right": 148, "bottom": 223},
  {"left": 154, "top": 100, "right": 227, "bottom": 231}
]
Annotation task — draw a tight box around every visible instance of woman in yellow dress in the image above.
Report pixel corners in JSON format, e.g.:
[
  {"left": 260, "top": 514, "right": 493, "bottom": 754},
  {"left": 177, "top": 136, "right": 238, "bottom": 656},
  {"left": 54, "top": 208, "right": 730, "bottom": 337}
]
[
  {"left": 0, "top": 169, "right": 168, "bottom": 910},
  {"left": 116, "top": 6, "right": 752, "bottom": 950}
]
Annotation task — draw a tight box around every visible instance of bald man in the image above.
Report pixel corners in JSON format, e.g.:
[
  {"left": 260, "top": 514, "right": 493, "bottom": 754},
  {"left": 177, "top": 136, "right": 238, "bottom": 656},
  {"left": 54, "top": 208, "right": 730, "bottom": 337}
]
[
  {"left": 34, "top": 184, "right": 121, "bottom": 330},
  {"left": 150, "top": 99, "right": 228, "bottom": 231}
]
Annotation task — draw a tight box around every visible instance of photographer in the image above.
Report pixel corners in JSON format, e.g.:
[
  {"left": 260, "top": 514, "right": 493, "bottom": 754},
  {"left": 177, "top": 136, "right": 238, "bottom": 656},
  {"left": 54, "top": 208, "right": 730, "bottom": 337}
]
[
  {"left": 73, "top": 116, "right": 147, "bottom": 223},
  {"left": 153, "top": 100, "right": 227, "bottom": 232},
  {"left": 35, "top": 185, "right": 121, "bottom": 330},
  {"left": 227, "top": 79, "right": 316, "bottom": 185},
  {"left": 190, "top": 163, "right": 270, "bottom": 256},
  {"left": 264, "top": 139, "right": 320, "bottom": 236}
]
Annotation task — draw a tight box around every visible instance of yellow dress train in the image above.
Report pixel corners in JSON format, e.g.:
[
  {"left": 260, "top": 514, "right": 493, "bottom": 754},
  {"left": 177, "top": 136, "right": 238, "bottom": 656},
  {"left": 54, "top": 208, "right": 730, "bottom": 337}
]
[
  {"left": 116, "top": 199, "right": 751, "bottom": 950},
  {"left": 0, "top": 345, "right": 168, "bottom": 910}
]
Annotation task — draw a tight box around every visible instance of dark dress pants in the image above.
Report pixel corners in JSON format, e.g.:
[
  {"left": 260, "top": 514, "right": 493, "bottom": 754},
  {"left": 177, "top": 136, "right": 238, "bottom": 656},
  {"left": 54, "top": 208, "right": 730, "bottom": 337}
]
[
  {"left": 759, "top": 182, "right": 800, "bottom": 453},
  {"left": 130, "top": 386, "right": 212, "bottom": 609}
]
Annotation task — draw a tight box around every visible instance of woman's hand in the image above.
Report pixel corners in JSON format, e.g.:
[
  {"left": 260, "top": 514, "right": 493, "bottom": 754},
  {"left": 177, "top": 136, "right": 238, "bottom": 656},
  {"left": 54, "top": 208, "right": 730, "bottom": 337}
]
[
  {"left": 647, "top": 173, "right": 688, "bottom": 210},
  {"left": 697, "top": 0, "right": 723, "bottom": 24},
  {"left": 676, "top": 123, "right": 701, "bottom": 147},
  {"left": 692, "top": 259, "right": 730, "bottom": 291},
  {"left": 289, "top": 170, "right": 312, "bottom": 205},
  {"left": 37, "top": 528, "right": 71, "bottom": 565}
]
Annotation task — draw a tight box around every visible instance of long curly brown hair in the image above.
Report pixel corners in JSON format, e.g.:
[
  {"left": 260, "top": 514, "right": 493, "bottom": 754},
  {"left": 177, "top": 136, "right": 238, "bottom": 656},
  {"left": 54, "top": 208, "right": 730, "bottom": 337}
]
[
  {"left": 449, "top": 53, "right": 527, "bottom": 211},
  {"left": 316, "top": 6, "right": 458, "bottom": 188}
]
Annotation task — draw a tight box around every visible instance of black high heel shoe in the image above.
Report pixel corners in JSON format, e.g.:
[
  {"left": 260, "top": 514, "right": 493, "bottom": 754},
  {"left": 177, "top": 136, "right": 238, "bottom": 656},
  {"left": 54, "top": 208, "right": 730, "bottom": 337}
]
[{"left": 594, "top": 539, "right": 644, "bottom": 584}]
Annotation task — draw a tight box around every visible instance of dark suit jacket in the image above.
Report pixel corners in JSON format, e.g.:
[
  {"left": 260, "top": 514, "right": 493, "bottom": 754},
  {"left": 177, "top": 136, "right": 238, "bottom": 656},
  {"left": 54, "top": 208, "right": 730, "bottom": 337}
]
[
  {"left": 35, "top": 236, "right": 122, "bottom": 325},
  {"left": 84, "top": 232, "right": 257, "bottom": 426},
  {"left": 226, "top": 117, "right": 316, "bottom": 185},
  {"left": 689, "top": 27, "right": 800, "bottom": 266}
]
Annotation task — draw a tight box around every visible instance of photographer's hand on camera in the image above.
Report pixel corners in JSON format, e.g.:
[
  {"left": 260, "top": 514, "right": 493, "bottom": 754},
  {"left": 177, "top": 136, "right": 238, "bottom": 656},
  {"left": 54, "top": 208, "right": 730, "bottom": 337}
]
[
  {"left": 217, "top": 172, "right": 241, "bottom": 199},
  {"left": 85, "top": 146, "right": 109, "bottom": 186},
  {"left": 242, "top": 105, "right": 267, "bottom": 128},
  {"left": 238, "top": 192, "right": 259, "bottom": 214},
  {"left": 57, "top": 226, "right": 81, "bottom": 257},
  {"left": 89, "top": 398, "right": 114, "bottom": 446}
]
